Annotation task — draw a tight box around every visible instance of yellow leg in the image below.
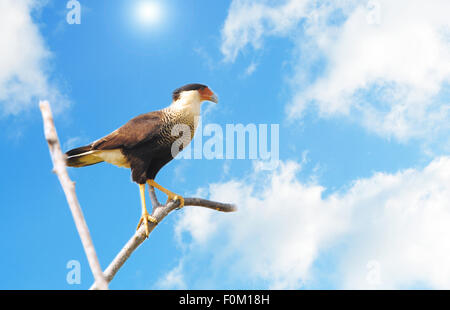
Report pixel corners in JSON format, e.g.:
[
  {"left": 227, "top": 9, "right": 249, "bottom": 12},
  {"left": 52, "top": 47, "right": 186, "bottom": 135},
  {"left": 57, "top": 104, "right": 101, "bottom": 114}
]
[
  {"left": 147, "top": 179, "right": 185, "bottom": 208},
  {"left": 136, "top": 184, "right": 158, "bottom": 238}
]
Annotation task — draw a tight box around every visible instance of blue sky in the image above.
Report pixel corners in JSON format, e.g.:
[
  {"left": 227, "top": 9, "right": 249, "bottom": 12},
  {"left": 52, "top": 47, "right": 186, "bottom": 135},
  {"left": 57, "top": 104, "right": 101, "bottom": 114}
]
[{"left": 0, "top": 0, "right": 449, "bottom": 289}]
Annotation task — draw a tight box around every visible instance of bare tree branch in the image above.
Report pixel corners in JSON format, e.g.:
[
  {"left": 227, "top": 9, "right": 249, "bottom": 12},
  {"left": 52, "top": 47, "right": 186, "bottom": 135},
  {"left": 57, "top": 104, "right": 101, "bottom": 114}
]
[
  {"left": 90, "top": 198, "right": 237, "bottom": 289},
  {"left": 148, "top": 186, "right": 161, "bottom": 208},
  {"left": 39, "top": 101, "right": 109, "bottom": 290}
]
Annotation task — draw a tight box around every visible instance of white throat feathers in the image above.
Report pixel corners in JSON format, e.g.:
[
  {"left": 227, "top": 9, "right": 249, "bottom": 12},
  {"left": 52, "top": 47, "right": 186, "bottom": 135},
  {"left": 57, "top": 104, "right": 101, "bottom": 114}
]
[
  {"left": 169, "top": 90, "right": 202, "bottom": 116},
  {"left": 162, "top": 90, "right": 204, "bottom": 139}
]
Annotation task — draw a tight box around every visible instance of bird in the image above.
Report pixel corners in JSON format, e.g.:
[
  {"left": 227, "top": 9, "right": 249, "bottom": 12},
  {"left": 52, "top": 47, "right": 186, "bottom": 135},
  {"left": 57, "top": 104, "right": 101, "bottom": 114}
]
[{"left": 65, "top": 83, "right": 218, "bottom": 237}]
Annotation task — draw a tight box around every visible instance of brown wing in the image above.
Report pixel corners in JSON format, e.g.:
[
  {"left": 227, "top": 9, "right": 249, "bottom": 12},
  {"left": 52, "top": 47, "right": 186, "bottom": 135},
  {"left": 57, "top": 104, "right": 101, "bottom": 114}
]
[{"left": 92, "top": 111, "right": 164, "bottom": 150}]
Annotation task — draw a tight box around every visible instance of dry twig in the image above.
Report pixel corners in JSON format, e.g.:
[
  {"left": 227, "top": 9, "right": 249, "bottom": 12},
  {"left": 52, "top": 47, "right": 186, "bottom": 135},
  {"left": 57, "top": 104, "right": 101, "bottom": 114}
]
[
  {"left": 39, "top": 101, "right": 109, "bottom": 290},
  {"left": 90, "top": 193, "right": 236, "bottom": 289}
]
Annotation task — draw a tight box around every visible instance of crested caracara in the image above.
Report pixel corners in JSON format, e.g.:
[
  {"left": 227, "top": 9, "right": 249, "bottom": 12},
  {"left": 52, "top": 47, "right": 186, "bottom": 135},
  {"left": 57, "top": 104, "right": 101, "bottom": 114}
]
[{"left": 65, "top": 83, "right": 218, "bottom": 237}]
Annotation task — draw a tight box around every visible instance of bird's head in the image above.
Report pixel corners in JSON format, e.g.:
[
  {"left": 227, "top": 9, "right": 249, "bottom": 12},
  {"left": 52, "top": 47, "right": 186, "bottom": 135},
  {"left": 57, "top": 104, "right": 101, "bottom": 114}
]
[{"left": 171, "top": 84, "right": 218, "bottom": 110}]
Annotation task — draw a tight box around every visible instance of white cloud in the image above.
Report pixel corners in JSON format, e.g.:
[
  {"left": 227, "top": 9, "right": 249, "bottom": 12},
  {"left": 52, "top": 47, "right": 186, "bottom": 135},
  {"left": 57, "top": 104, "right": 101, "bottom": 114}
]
[
  {"left": 63, "top": 136, "right": 83, "bottom": 151},
  {"left": 243, "top": 61, "right": 258, "bottom": 77},
  {"left": 294, "top": 0, "right": 450, "bottom": 141},
  {"left": 155, "top": 262, "right": 187, "bottom": 289},
  {"left": 0, "top": 0, "right": 67, "bottom": 116},
  {"left": 338, "top": 157, "right": 450, "bottom": 289},
  {"left": 221, "top": 0, "right": 450, "bottom": 142},
  {"left": 221, "top": 0, "right": 310, "bottom": 62},
  {"left": 169, "top": 156, "right": 450, "bottom": 289}
]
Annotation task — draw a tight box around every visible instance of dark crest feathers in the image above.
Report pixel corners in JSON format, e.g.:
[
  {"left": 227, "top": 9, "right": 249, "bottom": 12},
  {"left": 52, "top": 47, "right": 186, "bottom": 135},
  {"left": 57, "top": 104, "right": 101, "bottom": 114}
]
[{"left": 172, "top": 83, "right": 207, "bottom": 101}]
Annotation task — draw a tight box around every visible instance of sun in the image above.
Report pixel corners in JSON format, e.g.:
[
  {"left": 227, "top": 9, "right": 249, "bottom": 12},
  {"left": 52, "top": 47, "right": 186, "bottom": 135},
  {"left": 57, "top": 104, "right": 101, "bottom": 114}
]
[{"left": 136, "top": 1, "right": 162, "bottom": 26}]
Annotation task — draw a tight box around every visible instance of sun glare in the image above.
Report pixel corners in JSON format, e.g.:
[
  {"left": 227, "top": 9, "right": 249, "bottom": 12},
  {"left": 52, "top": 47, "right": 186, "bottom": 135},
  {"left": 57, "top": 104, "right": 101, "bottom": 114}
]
[{"left": 136, "top": 1, "right": 162, "bottom": 26}]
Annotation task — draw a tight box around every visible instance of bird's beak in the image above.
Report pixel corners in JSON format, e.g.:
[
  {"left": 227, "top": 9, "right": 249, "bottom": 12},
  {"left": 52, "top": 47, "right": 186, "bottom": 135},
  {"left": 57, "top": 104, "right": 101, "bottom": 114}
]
[
  {"left": 209, "top": 93, "right": 219, "bottom": 104},
  {"left": 200, "top": 87, "right": 219, "bottom": 103}
]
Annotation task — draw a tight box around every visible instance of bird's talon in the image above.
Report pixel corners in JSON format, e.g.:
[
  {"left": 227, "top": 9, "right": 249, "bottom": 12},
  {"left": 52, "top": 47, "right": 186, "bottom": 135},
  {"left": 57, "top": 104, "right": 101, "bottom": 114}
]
[
  {"left": 147, "top": 215, "right": 158, "bottom": 223},
  {"left": 136, "top": 218, "right": 143, "bottom": 230},
  {"left": 177, "top": 196, "right": 185, "bottom": 209},
  {"left": 137, "top": 213, "right": 157, "bottom": 238},
  {"left": 166, "top": 195, "right": 184, "bottom": 209}
]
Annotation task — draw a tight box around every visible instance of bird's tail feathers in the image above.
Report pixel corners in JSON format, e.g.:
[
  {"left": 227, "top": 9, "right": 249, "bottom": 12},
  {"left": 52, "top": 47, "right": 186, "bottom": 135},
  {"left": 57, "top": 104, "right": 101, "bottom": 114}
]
[{"left": 65, "top": 145, "right": 104, "bottom": 167}]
